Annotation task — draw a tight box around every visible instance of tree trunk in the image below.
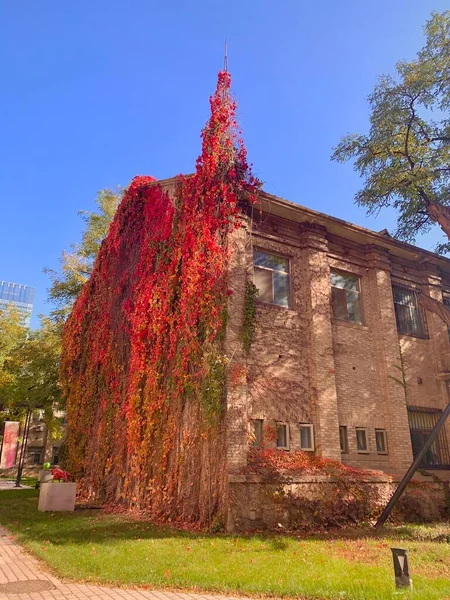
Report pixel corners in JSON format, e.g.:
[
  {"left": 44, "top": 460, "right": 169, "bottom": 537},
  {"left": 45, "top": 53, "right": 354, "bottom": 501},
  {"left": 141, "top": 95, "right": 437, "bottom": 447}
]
[
  {"left": 427, "top": 203, "right": 450, "bottom": 240},
  {"left": 417, "top": 291, "right": 450, "bottom": 326}
]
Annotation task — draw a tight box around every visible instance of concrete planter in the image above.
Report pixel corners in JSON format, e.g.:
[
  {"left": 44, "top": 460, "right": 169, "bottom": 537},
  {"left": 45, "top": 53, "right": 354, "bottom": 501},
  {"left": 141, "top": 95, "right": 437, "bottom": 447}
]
[
  {"left": 38, "top": 482, "right": 76, "bottom": 512},
  {"left": 38, "top": 470, "right": 53, "bottom": 483}
]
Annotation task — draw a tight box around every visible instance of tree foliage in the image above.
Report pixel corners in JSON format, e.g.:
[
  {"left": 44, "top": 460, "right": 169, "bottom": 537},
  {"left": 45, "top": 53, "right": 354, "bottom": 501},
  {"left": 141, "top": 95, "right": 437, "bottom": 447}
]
[
  {"left": 0, "top": 311, "right": 62, "bottom": 428},
  {"left": 0, "top": 306, "right": 28, "bottom": 390},
  {"left": 45, "top": 188, "right": 122, "bottom": 318},
  {"left": 332, "top": 11, "right": 450, "bottom": 251}
]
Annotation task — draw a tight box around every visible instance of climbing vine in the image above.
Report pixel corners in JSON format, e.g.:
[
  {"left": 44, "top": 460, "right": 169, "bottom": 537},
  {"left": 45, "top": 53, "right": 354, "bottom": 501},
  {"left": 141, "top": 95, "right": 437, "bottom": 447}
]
[
  {"left": 242, "top": 281, "right": 258, "bottom": 353},
  {"left": 61, "top": 71, "right": 261, "bottom": 525}
]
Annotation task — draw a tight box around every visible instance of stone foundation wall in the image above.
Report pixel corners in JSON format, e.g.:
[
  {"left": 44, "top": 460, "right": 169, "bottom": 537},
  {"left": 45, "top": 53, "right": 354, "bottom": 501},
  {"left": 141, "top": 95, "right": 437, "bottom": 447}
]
[{"left": 227, "top": 475, "right": 449, "bottom": 531}]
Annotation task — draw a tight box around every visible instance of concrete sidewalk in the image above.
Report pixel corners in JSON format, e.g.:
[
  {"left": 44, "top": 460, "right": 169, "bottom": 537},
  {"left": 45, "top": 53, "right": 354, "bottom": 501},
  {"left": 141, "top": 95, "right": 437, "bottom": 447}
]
[
  {"left": 0, "top": 481, "right": 32, "bottom": 491},
  {"left": 0, "top": 526, "right": 245, "bottom": 600}
]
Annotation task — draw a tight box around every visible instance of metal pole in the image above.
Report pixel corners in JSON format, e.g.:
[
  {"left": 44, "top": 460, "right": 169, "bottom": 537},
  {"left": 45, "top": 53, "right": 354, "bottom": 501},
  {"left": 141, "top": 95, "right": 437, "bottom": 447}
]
[
  {"left": 375, "top": 399, "right": 450, "bottom": 528},
  {"left": 14, "top": 407, "right": 31, "bottom": 487},
  {"left": 224, "top": 39, "right": 228, "bottom": 72},
  {"left": 0, "top": 421, "right": 5, "bottom": 464}
]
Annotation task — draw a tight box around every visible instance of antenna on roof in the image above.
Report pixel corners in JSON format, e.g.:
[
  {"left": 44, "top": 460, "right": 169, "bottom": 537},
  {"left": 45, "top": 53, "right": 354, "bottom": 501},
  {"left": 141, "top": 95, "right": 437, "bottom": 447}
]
[{"left": 224, "top": 39, "right": 228, "bottom": 71}]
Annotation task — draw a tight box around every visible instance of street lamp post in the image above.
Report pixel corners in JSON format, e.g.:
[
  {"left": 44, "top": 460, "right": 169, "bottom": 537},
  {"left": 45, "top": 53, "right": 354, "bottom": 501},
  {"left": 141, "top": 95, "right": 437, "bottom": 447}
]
[{"left": 14, "top": 406, "right": 32, "bottom": 487}]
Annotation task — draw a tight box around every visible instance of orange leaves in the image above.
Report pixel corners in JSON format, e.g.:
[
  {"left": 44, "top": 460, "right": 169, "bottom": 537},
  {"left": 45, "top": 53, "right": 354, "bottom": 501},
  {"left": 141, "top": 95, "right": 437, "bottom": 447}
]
[{"left": 230, "top": 363, "right": 248, "bottom": 387}]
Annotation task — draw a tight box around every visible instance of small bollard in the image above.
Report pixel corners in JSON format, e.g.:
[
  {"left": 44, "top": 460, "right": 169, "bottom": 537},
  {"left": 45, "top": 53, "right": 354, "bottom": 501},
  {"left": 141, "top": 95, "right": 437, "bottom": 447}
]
[{"left": 391, "top": 548, "right": 412, "bottom": 589}]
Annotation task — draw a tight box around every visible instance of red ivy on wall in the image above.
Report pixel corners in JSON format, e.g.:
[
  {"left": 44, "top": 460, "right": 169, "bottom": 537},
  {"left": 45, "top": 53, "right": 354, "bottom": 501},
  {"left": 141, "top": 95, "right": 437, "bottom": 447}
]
[{"left": 61, "top": 71, "right": 260, "bottom": 524}]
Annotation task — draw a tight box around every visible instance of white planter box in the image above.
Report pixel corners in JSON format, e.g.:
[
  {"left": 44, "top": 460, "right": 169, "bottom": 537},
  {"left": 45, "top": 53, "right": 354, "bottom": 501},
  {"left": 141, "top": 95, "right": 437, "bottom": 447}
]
[
  {"left": 38, "top": 482, "right": 76, "bottom": 512},
  {"left": 38, "top": 470, "right": 53, "bottom": 483}
]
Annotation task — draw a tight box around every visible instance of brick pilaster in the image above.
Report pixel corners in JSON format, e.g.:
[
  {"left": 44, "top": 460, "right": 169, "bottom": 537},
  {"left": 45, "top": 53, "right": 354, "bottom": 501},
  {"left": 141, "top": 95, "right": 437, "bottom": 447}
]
[
  {"left": 364, "top": 245, "right": 413, "bottom": 472},
  {"left": 298, "top": 223, "right": 341, "bottom": 461},
  {"left": 225, "top": 220, "right": 251, "bottom": 475}
]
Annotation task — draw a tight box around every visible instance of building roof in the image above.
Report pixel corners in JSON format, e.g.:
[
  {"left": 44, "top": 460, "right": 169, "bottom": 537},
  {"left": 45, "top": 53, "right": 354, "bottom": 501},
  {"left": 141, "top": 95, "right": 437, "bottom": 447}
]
[
  {"left": 156, "top": 175, "right": 450, "bottom": 275},
  {"left": 259, "top": 189, "right": 450, "bottom": 274}
]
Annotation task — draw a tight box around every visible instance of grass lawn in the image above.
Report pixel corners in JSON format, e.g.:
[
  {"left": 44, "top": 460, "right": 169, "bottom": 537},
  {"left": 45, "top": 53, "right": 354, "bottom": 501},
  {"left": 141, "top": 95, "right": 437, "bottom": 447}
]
[{"left": 0, "top": 490, "right": 450, "bottom": 600}]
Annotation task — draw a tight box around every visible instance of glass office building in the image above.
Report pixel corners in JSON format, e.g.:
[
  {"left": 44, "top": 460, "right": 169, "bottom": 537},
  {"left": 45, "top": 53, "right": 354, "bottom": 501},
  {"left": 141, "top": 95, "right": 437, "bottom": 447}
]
[{"left": 0, "top": 281, "right": 35, "bottom": 327}]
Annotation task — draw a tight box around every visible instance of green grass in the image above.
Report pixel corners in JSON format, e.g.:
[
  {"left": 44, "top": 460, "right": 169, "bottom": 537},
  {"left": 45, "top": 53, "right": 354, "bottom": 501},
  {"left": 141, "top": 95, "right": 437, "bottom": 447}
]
[{"left": 1, "top": 490, "right": 450, "bottom": 600}]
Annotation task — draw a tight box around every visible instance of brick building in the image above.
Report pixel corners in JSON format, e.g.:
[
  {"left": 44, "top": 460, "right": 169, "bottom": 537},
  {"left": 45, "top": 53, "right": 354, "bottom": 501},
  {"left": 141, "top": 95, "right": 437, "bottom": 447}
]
[
  {"left": 223, "top": 187, "right": 450, "bottom": 479},
  {"left": 64, "top": 171, "right": 450, "bottom": 529},
  {"left": 210, "top": 186, "right": 450, "bottom": 529},
  {"left": 24, "top": 412, "right": 63, "bottom": 467}
]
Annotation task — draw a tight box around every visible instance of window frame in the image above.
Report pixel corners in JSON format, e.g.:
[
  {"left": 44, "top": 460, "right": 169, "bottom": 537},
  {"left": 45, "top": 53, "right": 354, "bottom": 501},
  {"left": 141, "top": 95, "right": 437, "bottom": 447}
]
[
  {"left": 28, "top": 447, "right": 42, "bottom": 465},
  {"left": 375, "top": 429, "right": 388, "bottom": 455},
  {"left": 253, "top": 248, "right": 291, "bottom": 309},
  {"left": 330, "top": 269, "right": 363, "bottom": 325},
  {"left": 276, "top": 422, "right": 290, "bottom": 450},
  {"left": 339, "top": 425, "right": 349, "bottom": 454},
  {"left": 299, "top": 423, "right": 315, "bottom": 451},
  {"left": 392, "top": 284, "right": 428, "bottom": 339},
  {"left": 251, "top": 419, "right": 263, "bottom": 448},
  {"left": 356, "top": 427, "right": 369, "bottom": 454}
]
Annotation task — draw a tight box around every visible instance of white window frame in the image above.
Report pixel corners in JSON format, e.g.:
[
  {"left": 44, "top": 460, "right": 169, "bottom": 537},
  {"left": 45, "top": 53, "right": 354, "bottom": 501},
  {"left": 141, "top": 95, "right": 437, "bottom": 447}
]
[
  {"left": 253, "top": 249, "right": 291, "bottom": 308},
  {"left": 299, "top": 423, "right": 315, "bottom": 451},
  {"left": 356, "top": 427, "right": 369, "bottom": 454},
  {"left": 276, "top": 422, "right": 290, "bottom": 450},
  {"left": 375, "top": 429, "right": 388, "bottom": 455}
]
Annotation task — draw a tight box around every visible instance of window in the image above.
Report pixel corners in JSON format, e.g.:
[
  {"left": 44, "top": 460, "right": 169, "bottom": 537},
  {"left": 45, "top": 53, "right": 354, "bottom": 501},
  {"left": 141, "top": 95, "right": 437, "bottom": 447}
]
[
  {"left": 276, "top": 423, "right": 289, "bottom": 450},
  {"left": 392, "top": 285, "right": 427, "bottom": 338},
  {"left": 253, "top": 250, "right": 290, "bottom": 307},
  {"left": 408, "top": 406, "right": 450, "bottom": 468},
  {"left": 339, "top": 426, "right": 348, "bottom": 453},
  {"left": 299, "top": 424, "right": 314, "bottom": 451},
  {"left": 28, "top": 448, "right": 42, "bottom": 465},
  {"left": 52, "top": 447, "right": 60, "bottom": 465},
  {"left": 375, "top": 429, "right": 388, "bottom": 454},
  {"left": 356, "top": 428, "right": 368, "bottom": 453},
  {"left": 251, "top": 420, "right": 263, "bottom": 448},
  {"left": 330, "top": 270, "right": 362, "bottom": 324}
]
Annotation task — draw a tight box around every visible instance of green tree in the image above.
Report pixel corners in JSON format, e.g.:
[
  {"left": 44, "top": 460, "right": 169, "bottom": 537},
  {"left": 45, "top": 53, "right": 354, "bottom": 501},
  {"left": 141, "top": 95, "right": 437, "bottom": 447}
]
[
  {"left": 0, "top": 314, "right": 63, "bottom": 432},
  {"left": 332, "top": 11, "right": 450, "bottom": 249},
  {"left": 0, "top": 306, "right": 28, "bottom": 391},
  {"left": 45, "top": 188, "right": 122, "bottom": 318}
]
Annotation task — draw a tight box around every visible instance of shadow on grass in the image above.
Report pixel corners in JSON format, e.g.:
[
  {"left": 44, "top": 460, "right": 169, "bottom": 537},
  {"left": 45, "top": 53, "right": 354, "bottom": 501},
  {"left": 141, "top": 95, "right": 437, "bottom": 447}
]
[{"left": 1, "top": 489, "right": 449, "bottom": 549}]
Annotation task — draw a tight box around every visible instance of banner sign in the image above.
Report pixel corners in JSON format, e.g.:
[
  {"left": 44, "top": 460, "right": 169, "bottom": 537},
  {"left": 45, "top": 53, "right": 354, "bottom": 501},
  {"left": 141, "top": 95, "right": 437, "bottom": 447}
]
[{"left": 0, "top": 421, "right": 20, "bottom": 469}]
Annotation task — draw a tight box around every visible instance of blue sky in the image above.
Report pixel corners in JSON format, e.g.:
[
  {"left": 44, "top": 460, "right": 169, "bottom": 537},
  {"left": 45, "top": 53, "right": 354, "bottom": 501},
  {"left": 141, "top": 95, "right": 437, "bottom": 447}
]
[{"left": 1, "top": 1, "right": 448, "bottom": 327}]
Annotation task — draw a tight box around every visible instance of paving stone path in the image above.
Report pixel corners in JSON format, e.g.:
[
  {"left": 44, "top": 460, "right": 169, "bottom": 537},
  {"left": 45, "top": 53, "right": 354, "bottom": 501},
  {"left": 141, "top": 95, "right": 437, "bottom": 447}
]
[{"left": 0, "top": 526, "right": 244, "bottom": 600}]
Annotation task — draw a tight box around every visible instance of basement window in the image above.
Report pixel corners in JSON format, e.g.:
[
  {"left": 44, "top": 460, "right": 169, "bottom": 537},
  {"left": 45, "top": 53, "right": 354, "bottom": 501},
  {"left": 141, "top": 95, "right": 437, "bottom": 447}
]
[
  {"left": 375, "top": 429, "right": 388, "bottom": 454},
  {"left": 330, "top": 270, "right": 362, "bottom": 324},
  {"left": 253, "top": 250, "right": 290, "bottom": 307},
  {"left": 276, "top": 423, "right": 289, "bottom": 450},
  {"left": 356, "top": 428, "right": 368, "bottom": 453},
  {"left": 299, "top": 424, "right": 314, "bottom": 451},
  {"left": 251, "top": 419, "right": 263, "bottom": 448},
  {"left": 339, "top": 425, "right": 348, "bottom": 454}
]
